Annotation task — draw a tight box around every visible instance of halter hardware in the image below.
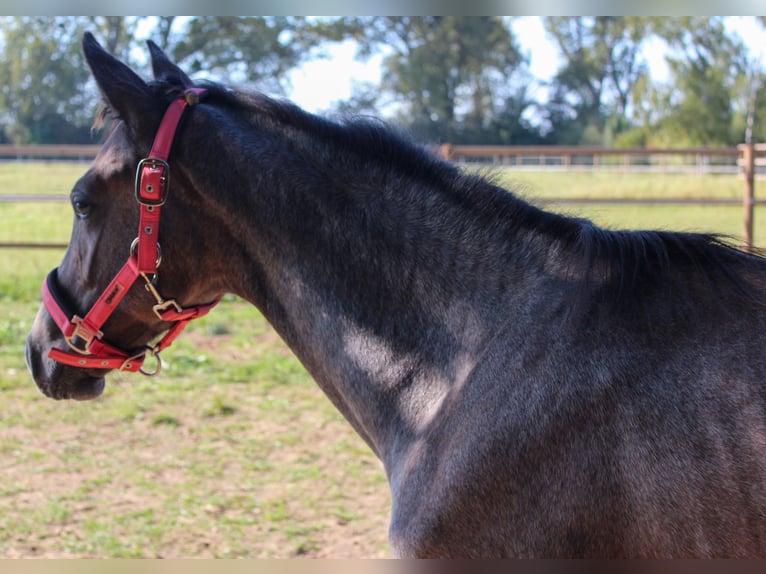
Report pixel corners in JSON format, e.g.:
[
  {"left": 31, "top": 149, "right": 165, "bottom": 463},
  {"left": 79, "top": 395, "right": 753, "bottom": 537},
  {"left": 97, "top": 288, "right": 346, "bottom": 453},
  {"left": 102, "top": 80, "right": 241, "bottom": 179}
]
[
  {"left": 141, "top": 272, "right": 184, "bottom": 320},
  {"left": 41, "top": 88, "right": 219, "bottom": 376},
  {"left": 65, "top": 315, "right": 104, "bottom": 355},
  {"left": 135, "top": 157, "right": 170, "bottom": 206}
]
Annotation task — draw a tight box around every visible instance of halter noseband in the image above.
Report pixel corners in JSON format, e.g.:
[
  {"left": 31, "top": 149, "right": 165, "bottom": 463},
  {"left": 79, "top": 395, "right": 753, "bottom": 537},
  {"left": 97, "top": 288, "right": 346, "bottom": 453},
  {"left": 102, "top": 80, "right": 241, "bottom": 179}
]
[{"left": 41, "top": 88, "right": 219, "bottom": 376}]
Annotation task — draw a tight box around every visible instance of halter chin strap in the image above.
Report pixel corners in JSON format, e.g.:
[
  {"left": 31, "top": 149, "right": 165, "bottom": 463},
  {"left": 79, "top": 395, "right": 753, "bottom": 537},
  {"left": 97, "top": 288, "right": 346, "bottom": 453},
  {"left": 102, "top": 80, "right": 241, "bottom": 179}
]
[{"left": 41, "top": 88, "right": 219, "bottom": 375}]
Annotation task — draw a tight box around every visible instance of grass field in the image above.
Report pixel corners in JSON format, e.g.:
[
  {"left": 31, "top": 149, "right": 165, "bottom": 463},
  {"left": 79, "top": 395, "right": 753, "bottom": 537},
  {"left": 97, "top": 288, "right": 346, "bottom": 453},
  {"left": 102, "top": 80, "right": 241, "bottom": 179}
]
[{"left": 1, "top": 162, "right": 765, "bottom": 558}]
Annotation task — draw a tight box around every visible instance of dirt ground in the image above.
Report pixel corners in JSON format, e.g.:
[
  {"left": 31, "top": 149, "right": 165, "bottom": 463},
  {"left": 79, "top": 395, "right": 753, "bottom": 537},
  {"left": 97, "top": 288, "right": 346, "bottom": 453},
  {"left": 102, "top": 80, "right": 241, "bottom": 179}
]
[
  {"left": 0, "top": 392, "right": 393, "bottom": 558},
  {"left": 1, "top": 328, "right": 393, "bottom": 559}
]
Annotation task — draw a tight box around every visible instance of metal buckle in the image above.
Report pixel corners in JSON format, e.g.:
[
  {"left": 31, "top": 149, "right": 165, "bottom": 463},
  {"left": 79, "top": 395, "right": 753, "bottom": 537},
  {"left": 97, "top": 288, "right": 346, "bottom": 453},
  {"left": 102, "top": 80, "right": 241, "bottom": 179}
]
[
  {"left": 152, "top": 299, "right": 183, "bottom": 321},
  {"left": 65, "top": 316, "right": 103, "bottom": 355},
  {"left": 138, "top": 271, "right": 181, "bottom": 320},
  {"left": 135, "top": 158, "right": 170, "bottom": 206},
  {"left": 118, "top": 348, "right": 154, "bottom": 375}
]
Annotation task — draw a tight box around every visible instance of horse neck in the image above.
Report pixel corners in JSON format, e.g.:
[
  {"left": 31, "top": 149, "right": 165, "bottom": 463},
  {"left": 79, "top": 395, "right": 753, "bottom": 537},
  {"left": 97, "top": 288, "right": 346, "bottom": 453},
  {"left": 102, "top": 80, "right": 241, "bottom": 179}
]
[{"left": 183, "top": 117, "right": 545, "bottom": 461}]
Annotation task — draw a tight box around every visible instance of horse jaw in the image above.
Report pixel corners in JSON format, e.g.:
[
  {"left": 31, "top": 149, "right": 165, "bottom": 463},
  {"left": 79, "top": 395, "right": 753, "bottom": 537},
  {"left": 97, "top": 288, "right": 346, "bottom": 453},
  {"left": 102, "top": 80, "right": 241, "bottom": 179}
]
[{"left": 25, "top": 306, "right": 106, "bottom": 401}]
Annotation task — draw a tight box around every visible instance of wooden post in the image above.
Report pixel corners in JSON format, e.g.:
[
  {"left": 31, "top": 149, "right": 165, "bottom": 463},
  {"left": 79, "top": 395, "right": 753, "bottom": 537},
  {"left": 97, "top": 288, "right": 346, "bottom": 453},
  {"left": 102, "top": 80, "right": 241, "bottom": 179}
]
[{"left": 743, "top": 143, "right": 755, "bottom": 252}]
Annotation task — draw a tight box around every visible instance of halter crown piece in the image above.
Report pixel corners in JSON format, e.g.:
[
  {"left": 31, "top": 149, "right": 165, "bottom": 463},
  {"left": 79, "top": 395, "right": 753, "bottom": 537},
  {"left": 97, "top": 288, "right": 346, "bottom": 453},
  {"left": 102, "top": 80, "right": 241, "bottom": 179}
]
[{"left": 41, "top": 88, "right": 219, "bottom": 376}]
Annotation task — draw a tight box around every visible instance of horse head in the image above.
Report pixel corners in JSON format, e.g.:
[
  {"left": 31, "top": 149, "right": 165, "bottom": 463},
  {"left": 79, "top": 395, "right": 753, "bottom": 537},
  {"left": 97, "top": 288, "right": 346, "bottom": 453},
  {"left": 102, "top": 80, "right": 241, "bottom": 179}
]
[{"left": 26, "top": 33, "right": 222, "bottom": 400}]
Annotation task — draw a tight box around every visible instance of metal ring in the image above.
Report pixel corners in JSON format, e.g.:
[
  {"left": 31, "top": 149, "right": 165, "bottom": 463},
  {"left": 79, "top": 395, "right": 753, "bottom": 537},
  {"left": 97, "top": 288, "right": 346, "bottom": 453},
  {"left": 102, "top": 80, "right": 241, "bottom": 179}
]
[
  {"left": 139, "top": 348, "right": 162, "bottom": 377},
  {"left": 130, "top": 238, "right": 162, "bottom": 268}
]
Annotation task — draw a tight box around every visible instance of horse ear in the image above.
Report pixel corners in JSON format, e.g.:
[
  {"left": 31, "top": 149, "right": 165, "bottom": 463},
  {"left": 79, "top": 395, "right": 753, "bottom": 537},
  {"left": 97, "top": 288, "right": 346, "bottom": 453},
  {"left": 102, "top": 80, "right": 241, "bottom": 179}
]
[
  {"left": 82, "top": 32, "right": 157, "bottom": 142},
  {"left": 147, "top": 40, "right": 193, "bottom": 86}
]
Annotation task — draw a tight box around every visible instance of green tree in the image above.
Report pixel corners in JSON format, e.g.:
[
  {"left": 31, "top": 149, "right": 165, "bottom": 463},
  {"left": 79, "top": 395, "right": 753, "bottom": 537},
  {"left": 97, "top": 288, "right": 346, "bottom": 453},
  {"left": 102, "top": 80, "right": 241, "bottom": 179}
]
[
  {"left": 347, "top": 16, "right": 531, "bottom": 143},
  {"left": 0, "top": 16, "right": 344, "bottom": 143},
  {"left": 0, "top": 17, "right": 92, "bottom": 143},
  {"left": 542, "top": 17, "right": 650, "bottom": 145},
  {"left": 0, "top": 16, "right": 148, "bottom": 143},
  {"left": 165, "top": 17, "right": 332, "bottom": 96},
  {"left": 651, "top": 17, "right": 747, "bottom": 146}
]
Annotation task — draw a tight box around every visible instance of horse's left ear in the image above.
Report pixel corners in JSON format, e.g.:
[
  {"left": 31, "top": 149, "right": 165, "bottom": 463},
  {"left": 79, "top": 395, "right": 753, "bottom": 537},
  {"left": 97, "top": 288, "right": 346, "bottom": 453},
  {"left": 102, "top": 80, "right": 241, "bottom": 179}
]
[
  {"left": 147, "top": 40, "right": 193, "bottom": 87},
  {"left": 83, "top": 32, "right": 158, "bottom": 144}
]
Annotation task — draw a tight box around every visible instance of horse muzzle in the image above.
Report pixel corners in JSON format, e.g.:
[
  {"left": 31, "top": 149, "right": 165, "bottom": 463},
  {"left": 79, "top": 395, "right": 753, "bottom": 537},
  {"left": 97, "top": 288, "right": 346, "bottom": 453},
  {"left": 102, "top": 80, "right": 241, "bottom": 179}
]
[{"left": 25, "top": 306, "right": 107, "bottom": 401}]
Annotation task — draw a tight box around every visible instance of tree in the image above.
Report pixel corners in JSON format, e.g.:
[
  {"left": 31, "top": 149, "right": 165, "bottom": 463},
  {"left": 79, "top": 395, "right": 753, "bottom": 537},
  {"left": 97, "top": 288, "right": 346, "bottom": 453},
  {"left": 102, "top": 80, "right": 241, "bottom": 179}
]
[
  {"left": 651, "top": 17, "right": 748, "bottom": 146},
  {"left": 0, "top": 17, "right": 151, "bottom": 144},
  {"left": 165, "top": 17, "right": 332, "bottom": 96},
  {"left": 0, "top": 16, "right": 344, "bottom": 143},
  {"left": 542, "top": 17, "right": 650, "bottom": 145},
  {"left": 346, "top": 17, "right": 531, "bottom": 143},
  {"left": 0, "top": 17, "right": 93, "bottom": 143}
]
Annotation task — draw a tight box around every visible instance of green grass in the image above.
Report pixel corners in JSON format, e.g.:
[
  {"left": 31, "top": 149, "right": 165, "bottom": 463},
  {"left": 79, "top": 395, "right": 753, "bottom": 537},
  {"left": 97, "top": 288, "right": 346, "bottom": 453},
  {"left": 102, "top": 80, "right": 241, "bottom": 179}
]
[
  {"left": 0, "top": 161, "right": 85, "bottom": 197},
  {"left": 0, "top": 161, "right": 764, "bottom": 558},
  {"left": 492, "top": 169, "right": 766, "bottom": 246},
  {"left": 0, "top": 162, "right": 80, "bottom": 300},
  {"left": 0, "top": 296, "right": 392, "bottom": 558},
  {"left": 495, "top": 169, "right": 744, "bottom": 200}
]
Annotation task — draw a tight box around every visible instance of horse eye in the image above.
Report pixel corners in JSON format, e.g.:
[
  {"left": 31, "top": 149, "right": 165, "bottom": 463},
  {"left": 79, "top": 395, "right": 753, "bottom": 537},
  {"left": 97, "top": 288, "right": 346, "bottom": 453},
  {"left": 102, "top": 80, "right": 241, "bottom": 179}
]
[{"left": 71, "top": 195, "right": 92, "bottom": 218}]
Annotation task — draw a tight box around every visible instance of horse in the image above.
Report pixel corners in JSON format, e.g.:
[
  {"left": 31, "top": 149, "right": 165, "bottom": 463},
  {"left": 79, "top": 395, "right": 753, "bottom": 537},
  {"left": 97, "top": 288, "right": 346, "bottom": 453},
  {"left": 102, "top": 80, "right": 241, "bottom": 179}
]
[{"left": 24, "top": 33, "right": 766, "bottom": 558}]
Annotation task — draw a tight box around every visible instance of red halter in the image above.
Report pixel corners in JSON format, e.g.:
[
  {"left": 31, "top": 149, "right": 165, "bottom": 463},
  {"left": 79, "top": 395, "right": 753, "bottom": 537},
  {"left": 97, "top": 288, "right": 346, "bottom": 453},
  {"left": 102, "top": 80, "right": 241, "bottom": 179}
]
[{"left": 41, "top": 88, "right": 219, "bottom": 375}]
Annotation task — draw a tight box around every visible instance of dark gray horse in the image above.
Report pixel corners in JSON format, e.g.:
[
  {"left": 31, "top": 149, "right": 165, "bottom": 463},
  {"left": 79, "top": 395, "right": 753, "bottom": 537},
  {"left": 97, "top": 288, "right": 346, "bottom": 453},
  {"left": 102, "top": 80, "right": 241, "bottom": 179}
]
[{"left": 25, "top": 34, "right": 766, "bottom": 558}]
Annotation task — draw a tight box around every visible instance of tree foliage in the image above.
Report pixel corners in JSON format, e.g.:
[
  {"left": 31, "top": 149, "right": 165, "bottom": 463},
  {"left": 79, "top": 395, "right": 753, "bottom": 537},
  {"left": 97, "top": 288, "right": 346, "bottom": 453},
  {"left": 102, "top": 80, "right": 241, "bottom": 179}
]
[
  {"left": 166, "top": 17, "right": 322, "bottom": 95},
  {"left": 542, "top": 17, "right": 650, "bottom": 145},
  {"left": 0, "top": 16, "right": 763, "bottom": 147},
  {"left": 345, "top": 16, "right": 536, "bottom": 143},
  {"left": 650, "top": 17, "right": 748, "bottom": 146},
  {"left": 0, "top": 16, "right": 338, "bottom": 143},
  {"left": 0, "top": 18, "right": 90, "bottom": 143}
]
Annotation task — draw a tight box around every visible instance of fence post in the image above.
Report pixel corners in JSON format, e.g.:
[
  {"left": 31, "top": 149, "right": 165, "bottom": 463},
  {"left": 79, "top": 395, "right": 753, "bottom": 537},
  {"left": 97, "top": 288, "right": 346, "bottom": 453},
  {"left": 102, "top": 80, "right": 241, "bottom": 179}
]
[{"left": 743, "top": 143, "right": 756, "bottom": 252}]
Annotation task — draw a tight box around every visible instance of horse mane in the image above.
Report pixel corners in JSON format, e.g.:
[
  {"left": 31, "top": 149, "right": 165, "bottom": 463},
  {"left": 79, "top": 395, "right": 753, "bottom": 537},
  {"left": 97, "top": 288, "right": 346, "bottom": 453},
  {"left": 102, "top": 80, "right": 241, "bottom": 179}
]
[
  {"left": 123, "top": 79, "right": 766, "bottom": 316},
  {"left": 573, "top": 224, "right": 766, "bottom": 315}
]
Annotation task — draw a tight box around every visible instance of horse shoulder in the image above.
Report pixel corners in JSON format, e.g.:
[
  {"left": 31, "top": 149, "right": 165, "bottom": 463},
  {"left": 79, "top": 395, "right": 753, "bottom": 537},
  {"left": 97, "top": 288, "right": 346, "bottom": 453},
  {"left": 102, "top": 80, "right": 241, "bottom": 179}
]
[
  {"left": 384, "top": 336, "right": 595, "bottom": 558},
  {"left": 385, "top": 297, "right": 766, "bottom": 558}
]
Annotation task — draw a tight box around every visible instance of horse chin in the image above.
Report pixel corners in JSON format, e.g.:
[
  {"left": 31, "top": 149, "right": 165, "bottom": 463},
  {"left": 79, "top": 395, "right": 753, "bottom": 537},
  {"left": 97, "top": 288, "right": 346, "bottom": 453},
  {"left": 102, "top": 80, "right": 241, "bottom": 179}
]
[
  {"left": 38, "top": 368, "right": 106, "bottom": 401},
  {"left": 40, "top": 369, "right": 106, "bottom": 401},
  {"left": 25, "top": 339, "right": 106, "bottom": 401},
  {"left": 60, "top": 375, "right": 106, "bottom": 401}
]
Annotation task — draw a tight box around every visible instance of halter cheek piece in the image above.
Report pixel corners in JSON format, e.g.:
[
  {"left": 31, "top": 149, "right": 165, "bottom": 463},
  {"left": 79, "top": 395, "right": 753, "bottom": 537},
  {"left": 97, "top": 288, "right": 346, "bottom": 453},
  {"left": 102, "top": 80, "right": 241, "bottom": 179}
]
[{"left": 41, "top": 88, "right": 219, "bottom": 376}]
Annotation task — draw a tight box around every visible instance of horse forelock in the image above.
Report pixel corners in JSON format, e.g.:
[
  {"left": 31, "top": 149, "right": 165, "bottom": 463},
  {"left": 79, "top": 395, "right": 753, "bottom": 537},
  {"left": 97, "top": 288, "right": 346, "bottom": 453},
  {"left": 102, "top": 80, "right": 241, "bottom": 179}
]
[{"left": 91, "top": 100, "right": 115, "bottom": 134}]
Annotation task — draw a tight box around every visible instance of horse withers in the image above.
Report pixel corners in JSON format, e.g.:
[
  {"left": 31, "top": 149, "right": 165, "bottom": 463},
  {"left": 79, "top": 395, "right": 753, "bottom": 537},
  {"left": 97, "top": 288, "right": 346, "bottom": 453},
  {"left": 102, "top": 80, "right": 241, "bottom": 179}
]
[{"left": 25, "top": 33, "right": 766, "bottom": 557}]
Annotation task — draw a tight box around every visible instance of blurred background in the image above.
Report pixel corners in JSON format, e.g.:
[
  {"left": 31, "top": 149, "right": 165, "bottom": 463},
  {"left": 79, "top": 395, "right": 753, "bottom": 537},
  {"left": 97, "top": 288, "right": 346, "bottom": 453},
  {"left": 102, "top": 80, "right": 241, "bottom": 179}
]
[{"left": 1, "top": 16, "right": 766, "bottom": 148}]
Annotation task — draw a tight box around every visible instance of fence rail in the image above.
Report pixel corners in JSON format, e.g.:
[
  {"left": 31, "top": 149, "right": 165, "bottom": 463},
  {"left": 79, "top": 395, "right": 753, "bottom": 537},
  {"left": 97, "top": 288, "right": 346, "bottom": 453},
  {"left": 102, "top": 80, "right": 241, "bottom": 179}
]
[
  {"left": 0, "top": 144, "right": 100, "bottom": 160},
  {"left": 438, "top": 144, "right": 751, "bottom": 174},
  {"left": 3, "top": 144, "right": 766, "bottom": 251}
]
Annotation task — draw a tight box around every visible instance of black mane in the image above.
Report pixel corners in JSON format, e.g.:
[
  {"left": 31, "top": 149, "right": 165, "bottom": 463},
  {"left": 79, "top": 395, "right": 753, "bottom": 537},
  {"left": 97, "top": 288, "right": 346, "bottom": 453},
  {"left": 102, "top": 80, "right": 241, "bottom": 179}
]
[{"left": 575, "top": 224, "right": 766, "bottom": 314}]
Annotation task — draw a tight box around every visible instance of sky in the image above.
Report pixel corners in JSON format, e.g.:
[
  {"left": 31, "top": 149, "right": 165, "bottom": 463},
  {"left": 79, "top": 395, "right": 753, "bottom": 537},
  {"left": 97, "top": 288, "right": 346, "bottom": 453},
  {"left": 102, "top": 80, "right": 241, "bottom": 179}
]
[{"left": 286, "top": 16, "right": 766, "bottom": 115}]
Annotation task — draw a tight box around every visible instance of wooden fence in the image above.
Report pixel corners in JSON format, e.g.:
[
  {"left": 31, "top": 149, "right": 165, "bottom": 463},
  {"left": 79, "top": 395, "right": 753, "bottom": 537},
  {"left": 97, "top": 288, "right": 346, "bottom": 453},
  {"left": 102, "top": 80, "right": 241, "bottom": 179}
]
[
  {"left": 0, "top": 144, "right": 101, "bottom": 161},
  {"left": 438, "top": 144, "right": 743, "bottom": 173},
  {"left": 439, "top": 143, "right": 766, "bottom": 250},
  {"left": 2, "top": 144, "right": 766, "bottom": 251}
]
